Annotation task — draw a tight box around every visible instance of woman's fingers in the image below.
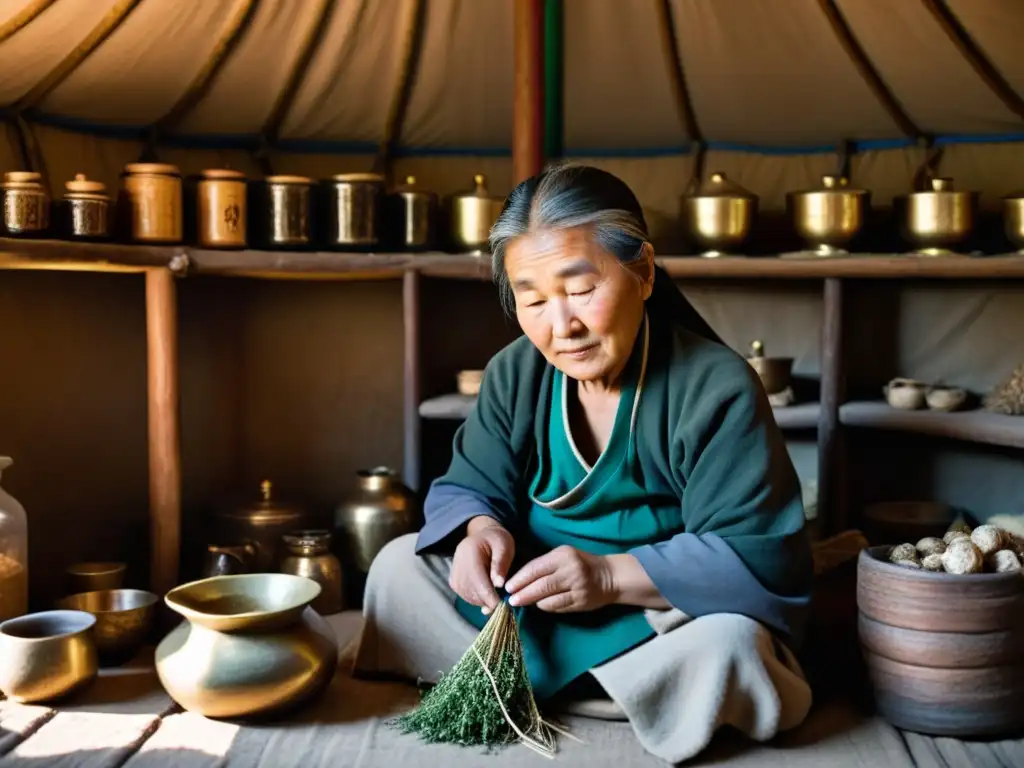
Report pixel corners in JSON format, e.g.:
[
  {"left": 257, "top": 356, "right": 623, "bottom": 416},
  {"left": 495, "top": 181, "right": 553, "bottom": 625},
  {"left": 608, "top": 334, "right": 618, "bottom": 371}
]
[
  {"left": 485, "top": 530, "right": 515, "bottom": 589},
  {"left": 535, "top": 592, "right": 577, "bottom": 612},
  {"left": 508, "top": 572, "right": 565, "bottom": 607},
  {"left": 505, "top": 550, "right": 561, "bottom": 593}
]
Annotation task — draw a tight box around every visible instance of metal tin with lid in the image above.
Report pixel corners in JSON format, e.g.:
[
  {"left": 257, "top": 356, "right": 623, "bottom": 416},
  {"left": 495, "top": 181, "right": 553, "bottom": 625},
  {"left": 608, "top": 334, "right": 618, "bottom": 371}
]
[
  {"left": 389, "top": 175, "right": 435, "bottom": 251},
  {"left": 212, "top": 480, "right": 314, "bottom": 572},
  {"left": 120, "top": 162, "right": 182, "bottom": 243},
  {"left": 3, "top": 171, "right": 49, "bottom": 236},
  {"left": 448, "top": 174, "right": 504, "bottom": 254},
  {"left": 197, "top": 169, "right": 247, "bottom": 249},
  {"left": 63, "top": 173, "right": 110, "bottom": 239},
  {"left": 327, "top": 172, "right": 384, "bottom": 248},
  {"left": 681, "top": 171, "right": 757, "bottom": 257},
  {"left": 279, "top": 530, "right": 344, "bottom": 615},
  {"left": 264, "top": 175, "right": 312, "bottom": 248}
]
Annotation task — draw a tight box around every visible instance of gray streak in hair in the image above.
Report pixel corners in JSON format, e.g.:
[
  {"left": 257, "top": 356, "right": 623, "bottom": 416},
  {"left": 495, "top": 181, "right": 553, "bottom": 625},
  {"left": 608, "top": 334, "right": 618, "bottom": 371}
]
[{"left": 488, "top": 163, "right": 649, "bottom": 315}]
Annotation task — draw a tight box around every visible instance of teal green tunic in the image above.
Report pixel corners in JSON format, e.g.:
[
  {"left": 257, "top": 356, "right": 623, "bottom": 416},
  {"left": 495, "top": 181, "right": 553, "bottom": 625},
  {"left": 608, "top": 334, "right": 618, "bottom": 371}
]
[{"left": 455, "top": 317, "right": 684, "bottom": 699}]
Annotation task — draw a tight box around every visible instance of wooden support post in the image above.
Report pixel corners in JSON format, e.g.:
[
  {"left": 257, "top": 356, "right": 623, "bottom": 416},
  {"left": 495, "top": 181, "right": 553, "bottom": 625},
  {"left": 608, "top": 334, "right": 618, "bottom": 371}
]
[
  {"left": 818, "top": 277, "right": 845, "bottom": 535},
  {"left": 513, "top": 0, "right": 545, "bottom": 183},
  {"left": 402, "top": 268, "right": 421, "bottom": 492},
  {"left": 145, "top": 268, "right": 181, "bottom": 596}
]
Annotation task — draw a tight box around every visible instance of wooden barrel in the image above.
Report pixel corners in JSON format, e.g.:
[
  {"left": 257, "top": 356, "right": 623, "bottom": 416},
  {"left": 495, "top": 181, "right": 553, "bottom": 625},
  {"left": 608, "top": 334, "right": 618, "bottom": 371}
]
[{"left": 857, "top": 545, "right": 1024, "bottom": 737}]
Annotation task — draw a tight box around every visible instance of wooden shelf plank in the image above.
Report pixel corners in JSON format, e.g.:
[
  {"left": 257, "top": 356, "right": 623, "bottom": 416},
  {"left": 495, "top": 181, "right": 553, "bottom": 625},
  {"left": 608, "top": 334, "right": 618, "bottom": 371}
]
[
  {"left": 4, "top": 238, "right": 1024, "bottom": 280},
  {"left": 839, "top": 400, "right": 1024, "bottom": 449},
  {"left": 420, "top": 393, "right": 820, "bottom": 430}
]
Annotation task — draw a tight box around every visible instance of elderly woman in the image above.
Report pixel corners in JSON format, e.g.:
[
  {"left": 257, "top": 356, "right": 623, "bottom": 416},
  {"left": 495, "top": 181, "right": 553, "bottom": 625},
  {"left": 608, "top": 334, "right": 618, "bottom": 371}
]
[{"left": 354, "top": 165, "right": 813, "bottom": 763}]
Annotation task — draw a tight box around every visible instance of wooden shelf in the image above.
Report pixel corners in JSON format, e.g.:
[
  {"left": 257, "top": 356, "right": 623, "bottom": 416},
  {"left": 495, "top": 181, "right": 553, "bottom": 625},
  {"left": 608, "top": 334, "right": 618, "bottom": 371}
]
[
  {"left": 4, "top": 238, "right": 1024, "bottom": 280},
  {"left": 420, "top": 393, "right": 820, "bottom": 430},
  {"left": 839, "top": 400, "right": 1024, "bottom": 449}
]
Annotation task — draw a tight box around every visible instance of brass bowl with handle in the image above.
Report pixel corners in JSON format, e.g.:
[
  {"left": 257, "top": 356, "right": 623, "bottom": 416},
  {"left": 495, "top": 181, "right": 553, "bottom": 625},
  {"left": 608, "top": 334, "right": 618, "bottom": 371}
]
[
  {"left": 788, "top": 174, "right": 870, "bottom": 256},
  {"left": 681, "top": 172, "right": 757, "bottom": 258}
]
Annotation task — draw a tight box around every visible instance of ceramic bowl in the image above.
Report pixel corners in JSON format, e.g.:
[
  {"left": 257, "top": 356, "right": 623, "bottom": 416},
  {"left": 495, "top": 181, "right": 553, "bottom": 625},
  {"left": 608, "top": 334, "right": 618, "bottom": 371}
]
[
  {"left": 926, "top": 386, "right": 967, "bottom": 412},
  {"left": 0, "top": 610, "right": 98, "bottom": 702},
  {"left": 56, "top": 589, "right": 158, "bottom": 665},
  {"left": 884, "top": 378, "right": 927, "bottom": 410}
]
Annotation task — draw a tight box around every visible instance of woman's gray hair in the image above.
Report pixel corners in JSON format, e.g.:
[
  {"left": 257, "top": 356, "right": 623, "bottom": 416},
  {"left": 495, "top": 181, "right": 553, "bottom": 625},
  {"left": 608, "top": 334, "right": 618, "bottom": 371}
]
[{"left": 488, "top": 163, "right": 650, "bottom": 314}]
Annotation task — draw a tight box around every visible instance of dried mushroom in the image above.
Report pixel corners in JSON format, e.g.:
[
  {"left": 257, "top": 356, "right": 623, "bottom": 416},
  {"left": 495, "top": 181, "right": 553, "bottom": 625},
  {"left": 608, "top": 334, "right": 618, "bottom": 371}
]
[
  {"left": 921, "top": 553, "right": 944, "bottom": 571},
  {"left": 943, "top": 529, "right": 970, "bottom": 546},
  {"left": 989, "top": 549, "right": 1022, "bottom": 573},
  {"left": 915, "top": 537, "right": 945, "bottom": 557},
  {"left": 889, "top": 543, "right": 918, "bottom": 563},
  {"left": 942, "top": 541, "right": 984, "bottom": 574},
  {"left": 885, "top": 520, "right": 1024, "bottom": 576},
  {"left": 970, "top": 524, "right": 1005, "bottom": 556}
]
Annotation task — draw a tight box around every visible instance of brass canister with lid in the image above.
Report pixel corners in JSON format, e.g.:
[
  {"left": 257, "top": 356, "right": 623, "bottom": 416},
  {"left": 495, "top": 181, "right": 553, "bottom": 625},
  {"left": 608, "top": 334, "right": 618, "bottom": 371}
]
[
  {"left": 327, "top": 172, "right": 384, "bottom": 248},
  {"left": 120, "top": 163, "right": 182, "bottom": 243},
  {"left": 63, "top": 174, "right": 110, "bottom": 239},
  {"left": 448, "top": 174, "right": 504, "bottom": 254},
  {"left": 3, "top": 171, "right": 49, "bottom": 236},
  {"left": 211, "top": 480, "right": 314, "bottom": 572},
  {"left": 264, "top": 175, "right": 312, "bottom": 248},
  {"left": 279, "top": 529, "right": 344, "bottom": 615},
  {"left": 388, "top": 175, "right": 436, "bottom": 251},
  {"left": 197, "top": 169, "right": 246, "bottom": 249}
]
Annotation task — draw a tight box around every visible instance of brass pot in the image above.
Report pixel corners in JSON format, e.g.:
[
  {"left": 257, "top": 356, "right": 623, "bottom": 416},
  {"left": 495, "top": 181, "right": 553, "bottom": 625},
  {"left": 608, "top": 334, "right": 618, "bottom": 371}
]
[
  {"left": 326, "top": 172, "right": 384, "bottom": 248},
  {"left": 681, "top": 172, "right": 757, "bottom": 257},
  {"left": 388, "top": 175, "right": 436, "bottom": 251},
  {"left": 212, "top": 480, "right": 313, "bottom": 572},
  {"left": 265, "top": 175, "right": 312, "bottom": 248},
  {"left": 55, "top": 589, "right": 157, "bottom": 666},
  {"left": 279, "top": 530, "right": 344, "bottom": 615},
  {"left": 0, "top": 610, "right": 98, "bottom": 703},
  {"left": 899, "top": 177, "right": 977, "bottom": 256},
  {"left": 120, "top": 162, "right": 182, "bottom": 243},
  {"left": 787, "top": 174, "right": 869, "bottom": 256},
  {"left": 746, "top": 340, "right": 793, "bottom": 395},
  {"left": 63, "top": 174, "right": 110, "bottom": 239},
  {"left": 156, "top": 573, "right": 337, "bottom": 718},
  {"left": 1003, "top": 192, "right": 1024, "bottom": 252},
  {"left": 197, "top": 169, "right": 246, "bottom": 249},
  {"left": 3, "top": 171, "right": 49, "bottom": 236},
  {"left": 449, "top": 174, "right": 504, "bottom": 254},
  {"left": 334, "top": 467, "right": 419, "bottom": 576}
]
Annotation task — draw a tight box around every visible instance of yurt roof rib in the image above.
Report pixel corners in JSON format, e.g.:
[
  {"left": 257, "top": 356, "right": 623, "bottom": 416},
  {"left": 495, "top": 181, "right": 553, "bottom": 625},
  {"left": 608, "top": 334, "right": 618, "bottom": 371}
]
[{"left": 3, "top": 0, "right": 1024, "bottom": 157}]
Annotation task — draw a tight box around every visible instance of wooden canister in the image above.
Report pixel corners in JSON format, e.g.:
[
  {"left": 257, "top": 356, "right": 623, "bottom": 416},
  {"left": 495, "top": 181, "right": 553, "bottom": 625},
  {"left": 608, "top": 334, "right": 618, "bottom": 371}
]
[
  {"left": 121, "top": 163, "right": 182, "bottom": 243},
  {"left": 63, "top": 174, "right": 110, "bottom": 240},
  {"left": 3, "top": 171, "right": 49, "bottom": 236},
  {"left": 265, "top": 175, "right": 312, "bottom": 248},
  {"left": 197, "top": 169, "right": 246, "bottom": 249}
]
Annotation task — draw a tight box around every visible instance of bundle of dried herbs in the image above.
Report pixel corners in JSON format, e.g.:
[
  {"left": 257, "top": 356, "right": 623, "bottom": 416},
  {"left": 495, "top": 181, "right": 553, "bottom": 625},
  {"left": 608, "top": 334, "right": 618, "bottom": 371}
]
[{"left": 394, "top": 599, "right": 574, "bottom": 758}]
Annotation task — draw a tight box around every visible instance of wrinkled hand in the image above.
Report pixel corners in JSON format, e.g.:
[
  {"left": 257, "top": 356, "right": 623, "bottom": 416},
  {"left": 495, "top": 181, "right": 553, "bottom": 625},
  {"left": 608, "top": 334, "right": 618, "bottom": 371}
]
[
  {"left": 449, "top": 517, "right": 515, "bottom": 616},
  {"left": 505, "top": 545, "right": 616, "bottom": 613}
]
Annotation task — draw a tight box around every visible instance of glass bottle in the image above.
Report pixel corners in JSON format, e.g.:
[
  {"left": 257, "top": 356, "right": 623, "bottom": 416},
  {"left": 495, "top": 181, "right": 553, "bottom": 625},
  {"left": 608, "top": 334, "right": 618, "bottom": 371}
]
[{"left": 0, "top": 456, "right": 28, "bottom": 621}]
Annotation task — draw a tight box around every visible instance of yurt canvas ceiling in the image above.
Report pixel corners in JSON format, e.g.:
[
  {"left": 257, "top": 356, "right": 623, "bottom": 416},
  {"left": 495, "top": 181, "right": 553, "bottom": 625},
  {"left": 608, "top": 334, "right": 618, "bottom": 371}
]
[{"left": 2, "top": 0, "right": 1024, "bottom": 216}]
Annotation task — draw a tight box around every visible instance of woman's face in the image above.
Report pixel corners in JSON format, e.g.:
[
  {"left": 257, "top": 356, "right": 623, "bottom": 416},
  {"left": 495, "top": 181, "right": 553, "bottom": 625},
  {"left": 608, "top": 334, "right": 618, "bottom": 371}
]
[{"left": 504, "top": 227, "right": 654, "bottom": 384}]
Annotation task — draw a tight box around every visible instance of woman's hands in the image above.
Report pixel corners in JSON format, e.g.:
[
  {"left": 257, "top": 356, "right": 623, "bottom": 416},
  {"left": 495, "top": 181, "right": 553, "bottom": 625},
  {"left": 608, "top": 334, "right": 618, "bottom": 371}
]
[
  {"left": 449, "top": 516, "right": 516, "bottom": 615},
  {"left": 504, "top": 545, "right": 618, "bottom": 613}
]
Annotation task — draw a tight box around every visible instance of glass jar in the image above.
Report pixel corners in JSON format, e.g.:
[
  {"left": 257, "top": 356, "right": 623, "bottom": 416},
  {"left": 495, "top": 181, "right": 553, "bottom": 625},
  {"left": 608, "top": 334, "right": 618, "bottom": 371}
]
[
  {"left": 279, "top": 530, "right": 344, "bottom": 615},
  {"left": 0, "top": 457, "right": 28, "bottom": 621}
]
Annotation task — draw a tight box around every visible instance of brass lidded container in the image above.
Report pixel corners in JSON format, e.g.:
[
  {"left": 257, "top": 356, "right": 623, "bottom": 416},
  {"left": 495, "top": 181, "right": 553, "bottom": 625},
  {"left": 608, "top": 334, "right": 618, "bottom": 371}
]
[
  {"left": 279, "top": 529, "right": 344, "bottom": 615},
  {"left": 449, "top": 173, "right": 504, "bottom": 254},
  {"left": 787, "top": 174, "right": 870, "bottom": 256},
  {"left": 212, "top": 480, "right": 312, "bottom": 572},
  {"left": 389, "top": 175, "right": 436, "bottom": 251},
  {"left": 3, "top": 171, "right": 50, "bottom": 236},
  {"left": 197, "top": 169, "right": 246, "bottom": 249},
  {"left": 1003, "top": 190, "right": 1024, "bottom": 253},
  {"left": 63, "top": 174, "right": 110, "bottom": 240},
  {"left": 120, "top": 162, "right": 182, "bottom": 243},
  {"left": 264, "top": 175, "right": 312, "bottom": 248},
  {"left": 327, "top": 172, "right": 384, "bottom": 249},
  {"left": 681, "top": 172, "right": 757, "bottom": 258},
  {"left": 900, "top": 176, "right": 978, "bottom": 256},
  {"left": 746, "top": 340, "right": 793, "bottom": 396}
]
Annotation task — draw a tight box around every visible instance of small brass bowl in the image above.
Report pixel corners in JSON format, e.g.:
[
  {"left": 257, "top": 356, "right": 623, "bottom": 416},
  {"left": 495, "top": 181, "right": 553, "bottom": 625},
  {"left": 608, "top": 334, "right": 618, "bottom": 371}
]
[
  {"left": 787, "top": 175, "right": 870, "bottom": 256},
  {"left": 0, "top": 610, "right": 98, "bottom": 702},
  {"left": 681, "top": 172, "right": 757, "bottom": 257},
  {"left": 66, "top": 561, "right": 126, "bottom": 595},
  {"left": 56, "top": 589, "right": 158, "bottom": 666},
  {"left": 899, "top": 178, "right": 978, "bottom": 256}
]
